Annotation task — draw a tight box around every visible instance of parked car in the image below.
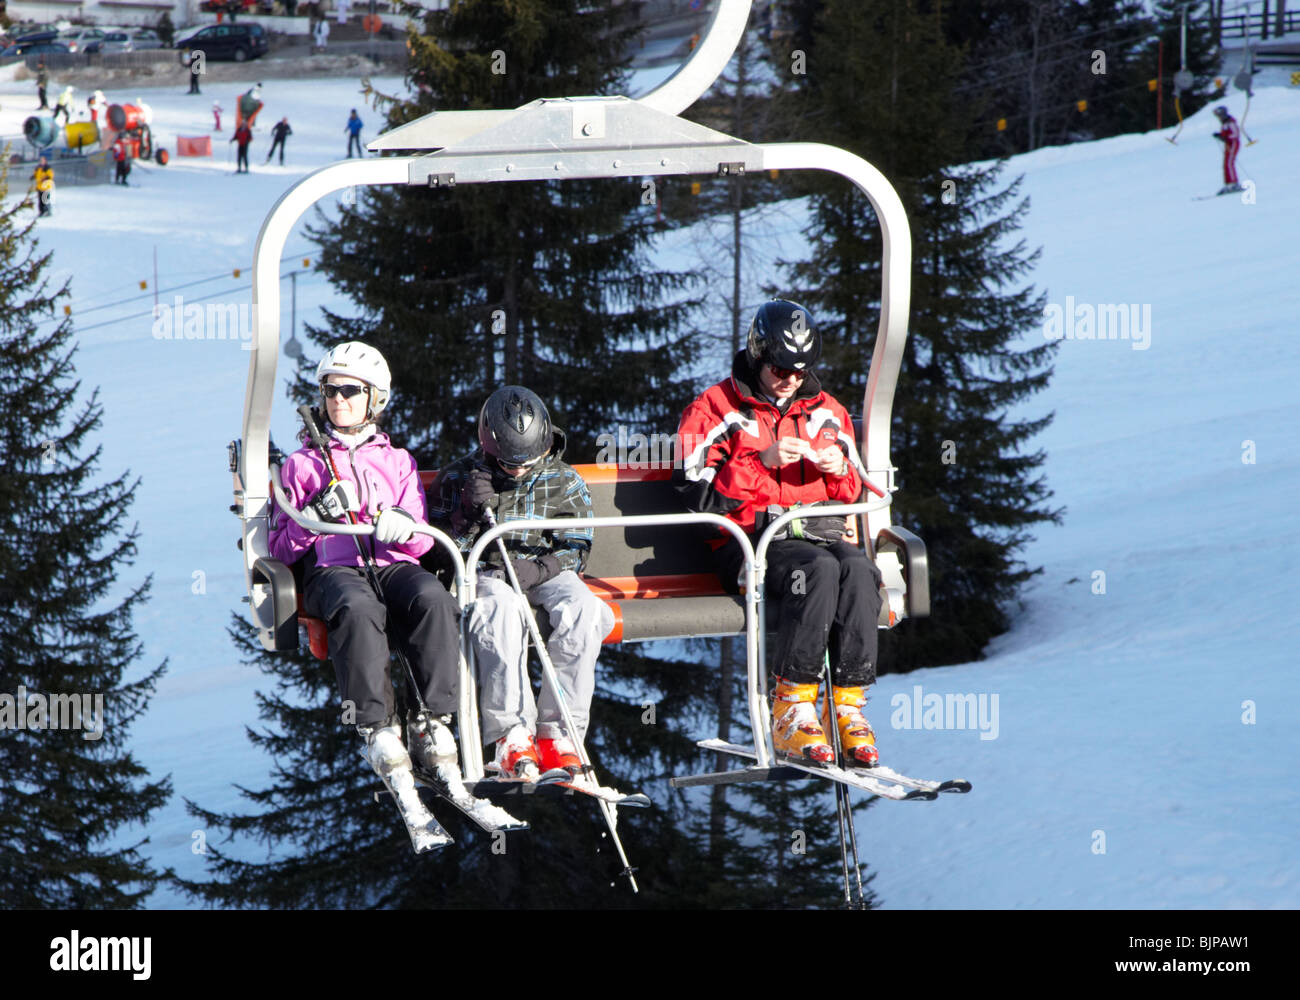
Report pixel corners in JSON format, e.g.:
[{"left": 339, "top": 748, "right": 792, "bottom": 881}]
[
  {"left": 83, "top": 28, "right": 128, "bottom": 54},
  {"left": 199, "top": 0, "right": 260, "bottom": 13},
  {"left": 174, "top": 22, "right": 268, "bottom": 62},
  {"left": 57, "top": 27, "right": 106, "bottom": 54},
  {"left": 128, "top": 28, "right": 165, "bottom": 50},
  {"left": 0, "top": 40, "right": 71, "bottom": 58},
  {"left": 91, "top": 27, "right": 165, "bottom": 54},
  {"left": 13, "top": 28, "right": 61, "bottom": 45}
]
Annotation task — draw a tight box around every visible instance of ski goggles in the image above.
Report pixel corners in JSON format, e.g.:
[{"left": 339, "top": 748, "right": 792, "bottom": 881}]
[
  {"left": 766, "top": 364, "right": 807, "bottom": 380},
  {"left": 321, "top": 383, "right": 368, "bottom": 400},
  {"left": 497, "top": 456, "right": 542, "bottom": 474}
]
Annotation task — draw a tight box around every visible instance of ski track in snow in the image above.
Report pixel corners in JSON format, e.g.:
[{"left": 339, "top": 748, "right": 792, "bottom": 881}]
[{"left": 1, "top": 72, "right": 1296, "bottom": 909}]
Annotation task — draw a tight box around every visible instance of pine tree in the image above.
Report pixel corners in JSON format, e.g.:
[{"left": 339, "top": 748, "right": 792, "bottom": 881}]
[
  {"left": 0, "top": 164, "right": 171, "bottom": 908},
  {"left": 669, "top": 25, "right": 862, "bottom": 905},
  {"left": 782, "top": 0, "right": 1062, "bottom": 668},
  {"left": 937, "top": 1, "right": 1171, "bottom": 154},
  {"left": 304, "top": 0, "right": 704, "bottom": 469}
]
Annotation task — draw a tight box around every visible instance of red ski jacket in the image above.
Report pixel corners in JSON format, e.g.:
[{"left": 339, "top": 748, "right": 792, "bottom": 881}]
[
  {"left": 1214, "top": 116, "right": 1241, "bottom": 148},
  {"left": 674, "top": 352, "right": 865, "bottom": 537}
]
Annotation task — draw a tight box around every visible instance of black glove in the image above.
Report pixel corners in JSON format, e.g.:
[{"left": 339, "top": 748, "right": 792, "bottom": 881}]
[
  {"left": 791, "top": 514, "right": 848, "bottom": 545},
  {"left": 507, "top": 558, "right": 547, "bottom": 591},
  {"left": 307, "top": 480, "right": 358, "bottom": 523},
  {"left": 460, "top": 467, "right": 495, "bottom": 524},
  {"left": 487, "top": 556, "right": 560, "bottom": 592}
]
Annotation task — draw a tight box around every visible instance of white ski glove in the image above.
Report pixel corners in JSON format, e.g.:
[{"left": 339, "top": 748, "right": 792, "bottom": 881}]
[
  {"left": 308, "top": 480, "right": 358, "bottom": 523},
  {"left": 374, "top": 506, "right": 416, "bottom": 545}
]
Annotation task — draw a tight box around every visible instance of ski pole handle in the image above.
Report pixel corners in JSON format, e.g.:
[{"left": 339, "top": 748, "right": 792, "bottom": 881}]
[{"left": 297, "top": 403, "right": 333, "bottom": 459}]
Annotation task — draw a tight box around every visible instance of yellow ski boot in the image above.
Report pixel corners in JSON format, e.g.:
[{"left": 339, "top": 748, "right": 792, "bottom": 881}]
[
  {"left": 772, "top": 678, "right": 834, "bottom": 765},
  {"left": 823, "top": 685, "right": 879, "bottom": 768}
]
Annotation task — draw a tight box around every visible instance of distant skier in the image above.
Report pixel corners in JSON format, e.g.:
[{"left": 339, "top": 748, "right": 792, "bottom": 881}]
[
  {"left": 265, "top": 117, "right": 292, "bottom": 165},
  {"left": 345, "top": 109, "right": 364, "bottom": 158},
  {"left": 212, "top": 100, "right": 223, "bottom": 132},
  {"left": 231, "top": 121, "right": 253, "bottom": 173},
  {"left": 35, "top": 61, "right": 49, "bottom": 111},
  {"left": 112, "top": 136, "right": 131, "bottom": 186},
  {"left": 314, "top": 17, "right": 330, "bottom": 53},
  {"left": 31, "top": 156, "right": 54, "bottom": 216},
  {"left": 53, "top": 85, "right": 75, "bottom": 125},
  {"left": 184, "top": 48, "right": 202, "bottom": 94},
  {"left": 87, "top": 90, "right": 106, "bottom": 124},
  {"left": 1212, "top": 105, "right": 1243, "bottom": 195}
]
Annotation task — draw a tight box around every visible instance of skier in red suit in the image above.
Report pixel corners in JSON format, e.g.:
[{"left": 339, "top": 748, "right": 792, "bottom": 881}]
[{"left": 1212, "top": 105, "right": 1242, "bottom": 194}]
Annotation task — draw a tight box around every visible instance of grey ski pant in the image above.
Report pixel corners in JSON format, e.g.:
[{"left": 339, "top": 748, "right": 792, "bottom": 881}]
[{"left": 468, "top": 571, "right": 614, "bottom": 745}]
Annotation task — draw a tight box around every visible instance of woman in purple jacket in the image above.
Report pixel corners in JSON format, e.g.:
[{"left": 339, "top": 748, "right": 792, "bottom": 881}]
[{"left": 270, "top": 342, "right": 461, "bottom": 786}]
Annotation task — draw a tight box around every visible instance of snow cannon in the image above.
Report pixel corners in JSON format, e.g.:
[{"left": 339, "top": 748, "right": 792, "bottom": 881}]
[
  {"left": 236, "top": 87, "right": 263, "bottom": 130},
  {"left": 104, "top": 103, "right": 168, "bottom": 166},
  {"left": 65, "top": 121, "right": 100, "bottom": 152},
  {"left": 107, "top": 103, "right": 147, "bottom": 133},
  {"left": 23, "top": 116, "right": 58, "bottom": 150}
]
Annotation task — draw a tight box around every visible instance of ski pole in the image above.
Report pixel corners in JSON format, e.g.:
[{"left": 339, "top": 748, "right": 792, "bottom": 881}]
[
  {"left": 297, "top": 404, "right": 432, "bottom": 721},
  {"left": 822, "top": 653, "right": 866, "bottom": 910},
  {"left": 482, "top": 507, "right": 640, "bottom": 894}
]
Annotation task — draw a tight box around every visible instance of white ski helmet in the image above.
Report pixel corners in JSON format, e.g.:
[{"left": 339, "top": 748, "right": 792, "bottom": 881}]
[{"left": 316, "top": 341, "right": 391, "bottom": 418}]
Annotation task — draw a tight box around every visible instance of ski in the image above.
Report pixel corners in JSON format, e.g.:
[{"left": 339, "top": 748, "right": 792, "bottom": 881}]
[
  {"left": 367, "top": 753, "right": 454, "bottom": 854},
  {"left": 865, "top": 763, "right": 971, "bottom": 795},
  {"left": 698, "top": 738, "right": 937, "bottom": 801},
  {"left": 412, "top": 761, "right": 528, "bottom": 834},
  {"left": 552, "top": 772, "right": 652, "bottom": 808},
  {"left": 468, "top": 772, "right": 651, "bottom": 808}
]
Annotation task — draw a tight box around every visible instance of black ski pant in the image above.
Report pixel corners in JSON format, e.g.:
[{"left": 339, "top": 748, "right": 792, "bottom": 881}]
[
  {"left": 266, "top": 136, "right": 286, "bottom": 164},
  {"left": 236, "top": 144, "right": 249, "bottom": 172},
  {"left": 716, "top": 537, "right": 882, "bottom": 687},
  {"left": 304, "top": 561, "right": 460, "bottom": 728}
]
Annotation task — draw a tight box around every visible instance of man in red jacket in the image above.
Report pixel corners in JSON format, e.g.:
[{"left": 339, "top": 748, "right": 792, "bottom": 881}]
[
  {"left": 675, "top": 300, "right": 883, "bottom": 767},
  {"left": 230, "top": 121, "right": 253, "bottom": 174}
]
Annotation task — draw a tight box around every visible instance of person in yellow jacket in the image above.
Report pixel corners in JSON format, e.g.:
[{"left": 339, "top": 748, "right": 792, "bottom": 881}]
[{"left": 31, "top": 157, "right": 55, "bottom": 217}]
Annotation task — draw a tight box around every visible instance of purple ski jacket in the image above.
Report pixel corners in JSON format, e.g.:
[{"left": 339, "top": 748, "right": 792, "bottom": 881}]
[{"left": 269, "top": 428, "right": 434, "bottom": 568}]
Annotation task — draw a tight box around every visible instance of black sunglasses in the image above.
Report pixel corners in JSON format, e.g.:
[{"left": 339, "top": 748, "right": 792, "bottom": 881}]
[
  {"left": 767, "top": 364, "right": 806, "bottom": 380},
  {"left": 322, "top": 383, "right": 368, "bottom": 400}
]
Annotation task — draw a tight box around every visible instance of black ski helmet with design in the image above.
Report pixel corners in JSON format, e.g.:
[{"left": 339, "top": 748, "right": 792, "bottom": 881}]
[
  {"left": 746, "top": 299, "right": 822, "bottom": 373},
  {"left": 478, "top": 385, "right": 553, "bottom": 468}
]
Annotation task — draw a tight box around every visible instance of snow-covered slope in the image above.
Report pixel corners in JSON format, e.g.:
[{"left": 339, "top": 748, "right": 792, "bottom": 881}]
[{"left": 2, "top": 70, "right": 1295, "bottom": 908}]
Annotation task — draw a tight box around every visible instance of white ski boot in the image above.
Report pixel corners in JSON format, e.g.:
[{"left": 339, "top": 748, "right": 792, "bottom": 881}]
[
  {"left": 409, "top": 712, "right": 526, "bottom": 833},
  {"left": 358, "top": 720, "right": 452, "bottom": 854}
]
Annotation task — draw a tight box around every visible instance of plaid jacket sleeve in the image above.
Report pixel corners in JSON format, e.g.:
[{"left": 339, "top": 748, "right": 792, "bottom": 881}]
[{"left": 544, "top": 465, "right": 595, "bottom": 575}]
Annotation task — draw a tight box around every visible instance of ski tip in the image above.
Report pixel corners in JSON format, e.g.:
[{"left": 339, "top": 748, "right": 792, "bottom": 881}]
[
  {"left": 902, "top": 788, "right": 940, "bottom": 801},
  {"left": 938, "top": 779, "right": 973, "bottom": 793}
]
